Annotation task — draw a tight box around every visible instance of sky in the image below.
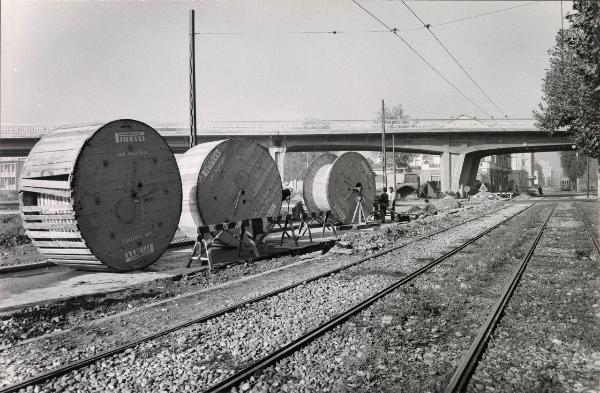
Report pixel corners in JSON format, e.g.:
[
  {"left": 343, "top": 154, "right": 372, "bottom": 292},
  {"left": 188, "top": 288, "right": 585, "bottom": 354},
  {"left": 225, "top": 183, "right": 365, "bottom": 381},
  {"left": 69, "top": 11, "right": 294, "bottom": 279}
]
[{"left": 1, "top": 0, "right": 571, "bottom": 125}]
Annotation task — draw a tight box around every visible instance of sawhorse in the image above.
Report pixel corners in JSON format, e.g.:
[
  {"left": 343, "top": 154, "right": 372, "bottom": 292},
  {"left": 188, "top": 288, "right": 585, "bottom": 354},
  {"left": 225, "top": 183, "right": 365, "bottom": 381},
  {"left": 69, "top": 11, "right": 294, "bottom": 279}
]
[
  {"left": 298, "top": 211, "right": 337, "bottom": 243},
  {"left": 264, "top": 214, "right": 298, "bottom": 246},
  {"left": 187, "top": 215, "right": 299, "bottom": 271}
]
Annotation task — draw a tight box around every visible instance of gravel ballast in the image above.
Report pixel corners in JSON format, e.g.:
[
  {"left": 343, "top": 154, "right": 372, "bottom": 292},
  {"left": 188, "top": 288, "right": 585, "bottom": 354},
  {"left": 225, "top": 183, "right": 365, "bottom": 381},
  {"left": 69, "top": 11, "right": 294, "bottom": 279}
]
[
  {"left": 227, "top": 203, "right": 550, "bottom": 393},
  {"left": 467, "top": 201, "right": 600, "bottom": 393},
  {"left": 1, "top": 202, "right": 504, "bottom": 348},
  {"left": 2, "top": 204, "right": 526, "bottom": 391}
]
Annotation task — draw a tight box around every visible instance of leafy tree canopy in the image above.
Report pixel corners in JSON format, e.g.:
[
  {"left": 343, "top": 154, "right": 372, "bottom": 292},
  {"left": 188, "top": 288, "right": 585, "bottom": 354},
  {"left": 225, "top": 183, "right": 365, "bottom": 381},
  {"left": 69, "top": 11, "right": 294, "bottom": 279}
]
[
  {"left": 534, "top": 1, "right": 600, "bottom": 159},
  {"left": 560, "top": 151, "right": 587, "bottom": 181}
]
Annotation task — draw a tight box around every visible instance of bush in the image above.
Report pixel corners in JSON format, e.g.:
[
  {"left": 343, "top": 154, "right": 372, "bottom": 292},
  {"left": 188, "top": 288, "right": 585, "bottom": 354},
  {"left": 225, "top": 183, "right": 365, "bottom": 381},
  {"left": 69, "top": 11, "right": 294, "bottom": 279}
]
[{"left": 0, "top": 215, "right": 30, "bottom": 248}]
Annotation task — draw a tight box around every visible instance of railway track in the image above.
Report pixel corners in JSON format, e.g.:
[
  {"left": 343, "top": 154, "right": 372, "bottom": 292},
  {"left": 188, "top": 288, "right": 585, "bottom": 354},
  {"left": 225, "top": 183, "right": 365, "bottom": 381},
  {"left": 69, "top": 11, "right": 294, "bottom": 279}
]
[
  {"left": 444, "top": 201, "right": 557, "bottom": 392},
  {"left": 457, "top": 200, "right": 600, "bottom": 392},
  {"left": 200, "top": 203, "right": 536, "bottom": 393},
  {"left": 574, "top": 201, "right": 600, "bottom": 254},
  {"left": 0, "top": 203, "right": 526, "bottom": 392},
  {"left": 200, "top": 205, "right": 533, "bottom": 393}
]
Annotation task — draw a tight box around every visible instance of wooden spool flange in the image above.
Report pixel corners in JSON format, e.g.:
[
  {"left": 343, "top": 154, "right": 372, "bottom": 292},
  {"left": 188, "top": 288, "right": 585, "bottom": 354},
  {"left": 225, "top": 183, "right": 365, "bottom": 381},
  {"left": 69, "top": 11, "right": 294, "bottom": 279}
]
[
  {"left": 19, "top": 120, "right": 182, "bottom": 271},
  {"left": 178, "top": 139, "right": 282, "bottom": 238},
  {"left": 303, "top": 152, "right": 376, "bottom": 224}
]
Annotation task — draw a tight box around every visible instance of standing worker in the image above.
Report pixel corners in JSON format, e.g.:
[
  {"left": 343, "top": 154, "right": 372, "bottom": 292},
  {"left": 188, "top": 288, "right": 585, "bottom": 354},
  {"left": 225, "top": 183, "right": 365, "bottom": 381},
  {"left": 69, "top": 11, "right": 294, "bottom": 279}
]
[
  {"left": 379, "top": 187, "right": 389, "bottom": 223},
  {"left": 387, "top": 187, "right": 395, "bottom": 210},
  {"left": 538, "top": 185, "right": 543, "bottom": 196}
]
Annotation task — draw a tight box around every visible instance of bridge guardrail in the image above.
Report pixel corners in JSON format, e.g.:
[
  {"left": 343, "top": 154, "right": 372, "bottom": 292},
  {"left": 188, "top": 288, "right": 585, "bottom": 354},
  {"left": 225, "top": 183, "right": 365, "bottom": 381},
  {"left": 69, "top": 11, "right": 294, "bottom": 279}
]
[{"left": 1, "top": 119, "right": 539, "bottom": 138}]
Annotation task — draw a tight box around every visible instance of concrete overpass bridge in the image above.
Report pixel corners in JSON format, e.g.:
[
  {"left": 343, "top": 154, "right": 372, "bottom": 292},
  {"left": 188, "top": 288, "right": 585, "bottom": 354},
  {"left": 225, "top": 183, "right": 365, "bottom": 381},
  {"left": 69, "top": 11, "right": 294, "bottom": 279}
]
[{"left": 0, "top": 118, "right": 573, "bottom": 192}]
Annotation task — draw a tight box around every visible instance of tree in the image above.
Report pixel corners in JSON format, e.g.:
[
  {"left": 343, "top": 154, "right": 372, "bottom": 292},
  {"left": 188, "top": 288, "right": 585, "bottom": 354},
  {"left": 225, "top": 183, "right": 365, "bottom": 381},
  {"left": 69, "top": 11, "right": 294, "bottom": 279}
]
[
  {"left": 534, "top": 1, "right": 600, "bottom": 196},
  {"left": 375, "top": 104, "right": 410, "bottom": 128},
  {"left": 283, "top": 152, "right": 325, "bottom": 183},
  {"left": 374, "top": 103, "right": 416, "bottom": 170},
  {"left": 560, "top": 151, "right": 588, "bottom": 190}
]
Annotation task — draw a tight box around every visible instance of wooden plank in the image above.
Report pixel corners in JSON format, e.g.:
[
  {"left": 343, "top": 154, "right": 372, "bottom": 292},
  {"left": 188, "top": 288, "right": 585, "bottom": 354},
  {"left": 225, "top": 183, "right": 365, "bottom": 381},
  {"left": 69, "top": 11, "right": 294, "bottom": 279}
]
[
  {"left": 21, "top": 179, "right": 71, "bottom": 190},
  {"left": 24, "top": 222, "right": 79, "bottom": 230},
  {"left": 27, "top": 230, "right": 82, "bottom": 239},
  {"left": 48, "top": 259, "right": 102, "bottom": 265},
  {"left": 29, "top": 134, "right": 88, "bottom": 154},
  {"left": 38, "top": 248, "right": 92, "bottom": 255},
  {"left": 20, "top": 186, "right": 71, "bottom": 198},
  {"left": 47, "top": 254, "right": 98, "bottom": 261},
  {"left": 21, "top": 205, "right": 74, "bottom": 213},
  {"left": 32, "top": 240, "right": 87, "bottom": 248},
  {"left": 21, "top": 166, "right": 72, "bottom": 179},
  {"left": 22, "top": 214, "right": 76, "bottom": 221},
  {"left": 25, "top": 149, "right": 80, "bottom": 167}
]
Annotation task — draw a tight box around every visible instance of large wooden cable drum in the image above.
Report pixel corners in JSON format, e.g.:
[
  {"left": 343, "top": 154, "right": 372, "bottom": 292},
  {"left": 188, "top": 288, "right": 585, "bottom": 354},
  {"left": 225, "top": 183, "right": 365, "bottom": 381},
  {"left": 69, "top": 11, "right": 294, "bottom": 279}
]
[
  {"left": 178, "top": 139, "right": 282, "bottom": 238},
  {"left": 302, "top": 153, "right": 337, "bottom": 213},
  {"left": 303, "top": 152, "right": 376, "bottom": 224},
  {"left": 19, "top": 119, "right": 182, "bottom": 271}
]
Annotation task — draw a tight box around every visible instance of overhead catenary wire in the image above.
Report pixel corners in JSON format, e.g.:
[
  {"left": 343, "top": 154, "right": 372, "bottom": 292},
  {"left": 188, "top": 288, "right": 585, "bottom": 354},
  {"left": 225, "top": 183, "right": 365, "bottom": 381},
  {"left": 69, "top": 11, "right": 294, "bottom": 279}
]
[
  {"left": 194, "top": 1, "right": 541, "bottom": 36},
  {"left": 433, "top": 1, "right": 540, "bottom": 28},
  {"left": 351, "top": 0, "right": 493, "bottom": 118},
  {"left": 400, "top": 0, "right": 512, "bottom": 121},
  {"left": 194, "top": 27, "right": 422, "bottom": 35}
]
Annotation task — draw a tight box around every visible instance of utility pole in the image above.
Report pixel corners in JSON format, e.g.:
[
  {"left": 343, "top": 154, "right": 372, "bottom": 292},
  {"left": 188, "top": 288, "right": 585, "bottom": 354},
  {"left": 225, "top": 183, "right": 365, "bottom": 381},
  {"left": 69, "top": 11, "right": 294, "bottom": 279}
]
[
  {"left": 587, "top": 155, "right": 590, "bottom": 198},
  {"left": 381, "top": 99, "right": 387, "bottom": 190},
  {"left": 392, "top": 134, "right": 396, "bottom": 190},
  {"left": 529, "top": 152, "right": 535, "bottom": 187},
  {"left": 189, "top": 9, "right": 198, "bottom": 148},
  {"left": 575, "top": 150, "right": 579, "bottom": 192}
]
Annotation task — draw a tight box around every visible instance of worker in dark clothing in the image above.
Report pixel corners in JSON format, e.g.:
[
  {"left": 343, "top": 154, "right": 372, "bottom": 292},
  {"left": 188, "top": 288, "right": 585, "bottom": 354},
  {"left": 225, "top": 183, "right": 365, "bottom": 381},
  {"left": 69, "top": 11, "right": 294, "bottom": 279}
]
[
  {"left": 282, "top": 188, "right": 292, "bottom": 213},
  {"left": 292, "top": 201, "right": 304, "bottom": 221},
  {"left": 378, "top": 187, "right": 389, "bottom": 223},
  {"left": 421, "top": 198, "right": 438, "bottom": 217},
  {"left": 538, "top": 186, "right": 543, "bottom": 196}
]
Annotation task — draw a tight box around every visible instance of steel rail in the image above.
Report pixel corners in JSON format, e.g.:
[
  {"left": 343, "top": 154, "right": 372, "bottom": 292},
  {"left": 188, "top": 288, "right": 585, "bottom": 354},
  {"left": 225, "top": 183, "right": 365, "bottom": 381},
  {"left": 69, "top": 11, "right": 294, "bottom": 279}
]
[
  {"left": 574, "top": 202, "right": 600, "bottom": 255},
  {"left": 203, "top": 203, "right": 534, "bottom": 393},
  {"left": 0, "top": 203, "right": 517, "bottom": 393},
  {"left": 445, "top": 201, "right": 557, "bottom": 393}
]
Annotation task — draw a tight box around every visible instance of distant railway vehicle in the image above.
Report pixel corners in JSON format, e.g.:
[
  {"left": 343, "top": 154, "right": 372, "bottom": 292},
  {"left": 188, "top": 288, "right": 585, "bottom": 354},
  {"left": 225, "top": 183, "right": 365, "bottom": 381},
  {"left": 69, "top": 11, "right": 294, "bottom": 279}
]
[
  {"left": 560, "top": 178, "right": 571, "bottom": 191},
  {"left": 19, "top": 120, "right": 182, "bottom": 271}
]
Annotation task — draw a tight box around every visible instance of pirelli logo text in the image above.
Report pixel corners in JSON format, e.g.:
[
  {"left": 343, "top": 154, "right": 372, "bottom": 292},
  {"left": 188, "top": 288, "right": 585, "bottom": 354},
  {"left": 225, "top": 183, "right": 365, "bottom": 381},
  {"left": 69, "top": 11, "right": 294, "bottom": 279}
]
[
  {"left": 115, "top": 131, "right": 145, "bottom": 144},
  {"left": 125, "top": 243, "right": 154, "bottom": 263}
]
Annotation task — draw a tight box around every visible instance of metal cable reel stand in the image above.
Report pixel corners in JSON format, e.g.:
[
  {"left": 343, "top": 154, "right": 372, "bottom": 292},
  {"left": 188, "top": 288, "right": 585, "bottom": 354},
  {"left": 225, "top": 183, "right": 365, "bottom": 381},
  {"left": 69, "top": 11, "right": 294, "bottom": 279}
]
[{"left": 346, "top": 182, "right": 368, "bottom": 225}]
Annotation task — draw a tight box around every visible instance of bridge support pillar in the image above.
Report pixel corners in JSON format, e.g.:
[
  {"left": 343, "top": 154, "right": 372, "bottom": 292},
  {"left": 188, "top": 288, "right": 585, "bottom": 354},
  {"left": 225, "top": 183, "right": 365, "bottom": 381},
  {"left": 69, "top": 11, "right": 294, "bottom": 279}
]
[
  {"left": 268, "top": 146, "right": 287, "bottom": 181},
  {"left": 441, "top": 152, "right": 481, "bottom": 194}
]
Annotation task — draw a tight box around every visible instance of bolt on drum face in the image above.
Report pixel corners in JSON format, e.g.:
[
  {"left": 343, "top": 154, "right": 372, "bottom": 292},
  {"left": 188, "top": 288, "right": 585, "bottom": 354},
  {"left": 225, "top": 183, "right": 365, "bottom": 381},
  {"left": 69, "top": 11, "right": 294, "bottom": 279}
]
[{"left": 20, "top": 120, "right": 182, "bottom": 272}]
